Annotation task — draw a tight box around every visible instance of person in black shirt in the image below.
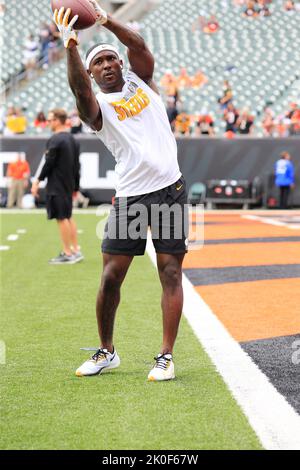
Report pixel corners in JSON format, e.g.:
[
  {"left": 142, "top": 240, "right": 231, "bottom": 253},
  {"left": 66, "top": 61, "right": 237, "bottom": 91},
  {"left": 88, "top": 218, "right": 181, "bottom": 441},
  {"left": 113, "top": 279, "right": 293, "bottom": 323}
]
[{"left": 31, "top": 108, "right": 83, "bottom": 264}]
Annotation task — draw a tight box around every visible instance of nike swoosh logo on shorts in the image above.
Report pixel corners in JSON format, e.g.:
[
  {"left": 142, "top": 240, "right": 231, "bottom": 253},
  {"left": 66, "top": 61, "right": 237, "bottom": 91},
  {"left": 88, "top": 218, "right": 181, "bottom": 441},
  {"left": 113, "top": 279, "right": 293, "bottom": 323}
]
[{"left": 176, "top": 184, "right": 183, "bottom": 191}]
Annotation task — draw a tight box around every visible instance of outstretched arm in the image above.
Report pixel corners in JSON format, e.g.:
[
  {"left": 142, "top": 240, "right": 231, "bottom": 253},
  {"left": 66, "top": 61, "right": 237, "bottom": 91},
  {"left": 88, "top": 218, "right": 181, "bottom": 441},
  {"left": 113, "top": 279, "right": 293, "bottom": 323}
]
[
  {"left": 89, "top": 0, "right": 158, "bottom": 93},
  {"left": 66, "top": 45, "right": 102, "bottom": 130},
  {"left": 53, "top": 8, "right": 102, "bottom": 131}
]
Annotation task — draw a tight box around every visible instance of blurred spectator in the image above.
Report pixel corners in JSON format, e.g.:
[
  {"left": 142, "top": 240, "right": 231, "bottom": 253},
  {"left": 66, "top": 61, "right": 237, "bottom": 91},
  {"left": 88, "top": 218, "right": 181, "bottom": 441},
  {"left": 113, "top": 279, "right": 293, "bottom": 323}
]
[
  {"left": 166, "top": 97, "right": 179, "bottom": 133},
  {"left": 69, "top": 109, "right": 83, "bottom": 134},
  {"left": 6, "top": 154, "right": 31, "bottom": 209},
  {"left": 203, "top": 15, "right": 220, "bottom": 33},
  {"left": 223, "top": 102, "right": 239, "bottom": 133},
  {"left": 287, "top": 102, "right": 300, "bottom": 135},
  {"left": 39, "top": 22, "right": 51, "bottom": 67},
  {"left": 177, "top": 67, "right": 192, "bottom": 89},
  {"left": 34, "top": 111, "right": 48, "bottom": 133},
  {"left": 23, "top": 34, "right": 39, "bottom": 80},
  {"left": 0, "top": 0, "right": 5, "bottom": 16},
  {"left": 257, "top": 0, "right": 272, "bottom": 16},
  {"left": 243, "top": 1, "right": 258, "bottom": 17},
  {"left": 160, "top": 70, "right": 180, "bottom": 103},
  {"left": 175, "top": 112, "right": 192, "bottom": 136},
  {"left": 193, "top": 15, "right": 220, "bottom": 33},
  {"left": 73, "top": 191, "right": 90, "bottom": 209},
  {"left": 274, "top": 114, "right": 291, "bottom": 137},
  {"left": 195, "top": 113, "right": 215, "bottom": 136},
  {"left": 218, "top": 80, "right": 233, "bottom": 110},
  {"left": 191, "top": 70, "right": 208, "bottom": 89},
  {"left": 284, "top": 0, "right": 295, "bottom": 11},
  {"left": 262, "top": 107, "right": 275, "bottom": 136},
  {"left": 236, "top": 108, "right": 255, "bottom": 134},
  {"left": 48, "top": 22, "right": 62, "bottom": 64},
  {"left": 275, "top": 151, "right": 295, "bottom": 209},
  {"left": 4, "top": 108, "right": 27, "bottom": 135}
]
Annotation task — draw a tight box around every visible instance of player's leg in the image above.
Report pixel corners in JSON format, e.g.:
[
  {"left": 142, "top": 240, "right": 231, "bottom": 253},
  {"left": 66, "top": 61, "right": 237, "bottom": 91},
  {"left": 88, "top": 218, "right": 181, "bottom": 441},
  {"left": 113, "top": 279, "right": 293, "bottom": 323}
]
[
  {"left": 48, "top": 196, "right": 77, "bottom": 264},
  {"left": 283, "top": 186, "right": 290, "bottom": 209},
  {"left": 156, "top": 252, "right": 185, "bottom": 354},
  {"left": 148, "top": 177, "right": 188, "bottom": 381},
  {"left": 148, "top": 253, "right": 185, "bottom": 382},
  {"left": 57, "top": 219, "right": 72, "bottom": 255},
  {"left": 7, "top": 180, "right": 17, "bottom": 208},
  {"left": 68, "top": 217, "right": 83, "bottom": 261},
  {"left": 16, "top": 180, "right": 24, "bottom": 209},
  {"left": 76, "top": 253, "right": 133, "bottom": 377},
  {"left": 96, "top": 253, "right": 133, "bottom": 352}
]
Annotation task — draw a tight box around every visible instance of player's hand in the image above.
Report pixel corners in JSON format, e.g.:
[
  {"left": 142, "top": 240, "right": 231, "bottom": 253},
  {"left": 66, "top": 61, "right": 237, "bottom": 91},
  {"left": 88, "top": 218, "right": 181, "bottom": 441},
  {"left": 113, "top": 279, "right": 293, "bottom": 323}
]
[
  {"left": 53, "top": 7, "right": 79, "bottom": 48},
  {"left": 88, "top": 0, "right": 108, "bottom": 24},
  {"left": 31, "top": 181, "right": 39, "bottom": 198}
]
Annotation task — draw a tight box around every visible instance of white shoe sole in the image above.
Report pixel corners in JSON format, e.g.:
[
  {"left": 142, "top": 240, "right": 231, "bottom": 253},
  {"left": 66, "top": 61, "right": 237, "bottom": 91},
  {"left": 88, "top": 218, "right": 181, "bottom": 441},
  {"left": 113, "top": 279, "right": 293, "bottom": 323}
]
[
  {"left": 76, "top": 357, "right": 120, "bottom": 377},
  {"left": 148, "top": 374, "right": 175, "bottom": 382},
  {"left": 48, "top": 259, "right": 77, "bottom": 265}
]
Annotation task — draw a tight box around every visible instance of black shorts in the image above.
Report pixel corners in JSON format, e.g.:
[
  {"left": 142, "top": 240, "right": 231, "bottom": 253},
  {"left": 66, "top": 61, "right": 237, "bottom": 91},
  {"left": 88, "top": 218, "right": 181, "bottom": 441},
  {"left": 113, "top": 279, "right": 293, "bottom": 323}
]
[
  {"left": 102, "top": 176, "right": 188, "bottom": 256},
  {"left": 46, "top": 195, "right": 73, "bottom": 220}
]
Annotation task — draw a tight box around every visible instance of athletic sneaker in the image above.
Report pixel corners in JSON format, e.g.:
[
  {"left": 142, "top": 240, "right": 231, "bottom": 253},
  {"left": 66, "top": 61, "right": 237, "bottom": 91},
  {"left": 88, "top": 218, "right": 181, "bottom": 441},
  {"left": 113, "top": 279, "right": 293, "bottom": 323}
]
[
  {"left": 73, "top": 251, "right": 84, "bottom": 263},
  {"left": 75, "top": 348, "right": 120, "bottom": 377},
  {"left": 48, "top": 252, "right": 76, "bottom": 265},
  {"left": 147, "top": 353, "right": 175, "bottom": 381}
]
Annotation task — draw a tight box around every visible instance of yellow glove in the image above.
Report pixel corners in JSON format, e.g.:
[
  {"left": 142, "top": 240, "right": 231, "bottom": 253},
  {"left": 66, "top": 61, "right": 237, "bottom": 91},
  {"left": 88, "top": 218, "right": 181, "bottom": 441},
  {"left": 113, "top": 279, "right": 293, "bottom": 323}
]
[{"left": 53, "top": 7, "right": 79, "bottom": 48}]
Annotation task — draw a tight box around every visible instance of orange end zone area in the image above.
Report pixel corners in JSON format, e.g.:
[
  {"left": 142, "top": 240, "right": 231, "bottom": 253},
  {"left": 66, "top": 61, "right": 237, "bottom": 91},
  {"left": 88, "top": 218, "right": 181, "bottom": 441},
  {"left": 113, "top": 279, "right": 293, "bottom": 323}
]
[
  {"left": 184, "top": 242, "right": 300, "bottom": 268},
  {"left": 195, "top": 279, "right": 300, "bottom": 342},
  {"left": 185, "top": 212, "right": 300, "bottom": 343},
  {"left": 191, "top": 212, "right": 300, "bottom": 239}
]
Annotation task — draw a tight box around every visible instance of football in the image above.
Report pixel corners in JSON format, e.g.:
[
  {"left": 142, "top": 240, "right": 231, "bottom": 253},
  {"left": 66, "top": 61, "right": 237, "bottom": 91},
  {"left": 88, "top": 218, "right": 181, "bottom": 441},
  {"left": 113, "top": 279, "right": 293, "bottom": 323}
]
[{"left": 51, "top": 0, "right": 97, "bottom": 30}]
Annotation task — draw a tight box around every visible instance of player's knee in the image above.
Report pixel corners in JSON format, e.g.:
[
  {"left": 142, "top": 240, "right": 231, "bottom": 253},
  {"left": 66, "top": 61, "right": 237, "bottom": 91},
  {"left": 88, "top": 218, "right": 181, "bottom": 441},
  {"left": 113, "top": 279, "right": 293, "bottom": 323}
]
[
  {"left": 101, "top": 266, "right": 124, "bottom": 291},
  {"left": 160, "top": 264, "right": 182, "bottom": 288}
]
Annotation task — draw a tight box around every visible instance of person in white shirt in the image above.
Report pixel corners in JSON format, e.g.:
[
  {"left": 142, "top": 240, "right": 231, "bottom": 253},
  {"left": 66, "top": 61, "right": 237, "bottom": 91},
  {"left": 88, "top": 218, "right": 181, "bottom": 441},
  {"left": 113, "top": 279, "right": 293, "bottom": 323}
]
[{"left": 53, "top": 0, "right": 188, "bottom": 381}]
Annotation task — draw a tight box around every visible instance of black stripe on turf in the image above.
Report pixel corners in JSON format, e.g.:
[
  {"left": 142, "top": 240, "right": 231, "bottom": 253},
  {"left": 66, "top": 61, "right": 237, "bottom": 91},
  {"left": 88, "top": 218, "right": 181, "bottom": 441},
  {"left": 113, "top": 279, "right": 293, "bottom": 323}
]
[
  {"left": 203, "top": 236, "right": 300, "bottom": 245},
  {"left": 184, "top": 264, "right": 300, "bottom": 286},
  {"left": 240, "top": 334, "right": 300, "bottom": 415}
]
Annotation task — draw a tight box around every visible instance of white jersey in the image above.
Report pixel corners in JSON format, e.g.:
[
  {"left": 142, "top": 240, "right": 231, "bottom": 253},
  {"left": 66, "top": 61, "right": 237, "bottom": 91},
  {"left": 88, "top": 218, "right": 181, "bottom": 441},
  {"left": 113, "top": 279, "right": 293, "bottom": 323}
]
[{"left": 94, "top": 70, "right": 181, "bottom": 197}]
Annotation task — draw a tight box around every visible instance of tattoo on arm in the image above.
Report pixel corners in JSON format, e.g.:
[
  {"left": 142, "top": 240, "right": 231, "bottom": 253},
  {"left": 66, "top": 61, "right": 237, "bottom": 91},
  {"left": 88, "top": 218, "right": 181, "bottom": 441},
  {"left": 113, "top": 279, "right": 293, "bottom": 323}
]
[{"left": 66, "top": 46, "right": 102, "bottom": 130}]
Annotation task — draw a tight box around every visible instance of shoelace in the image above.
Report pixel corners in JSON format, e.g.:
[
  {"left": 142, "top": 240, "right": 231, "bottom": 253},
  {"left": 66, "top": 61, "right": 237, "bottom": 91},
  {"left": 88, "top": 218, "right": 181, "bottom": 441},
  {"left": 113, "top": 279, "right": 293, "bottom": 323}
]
[
  {"left": 92, "top": 348, "right": 108, "bottom": 362},
  {"left": 154, "top": 354, "right": 171, "bottom": 370}
]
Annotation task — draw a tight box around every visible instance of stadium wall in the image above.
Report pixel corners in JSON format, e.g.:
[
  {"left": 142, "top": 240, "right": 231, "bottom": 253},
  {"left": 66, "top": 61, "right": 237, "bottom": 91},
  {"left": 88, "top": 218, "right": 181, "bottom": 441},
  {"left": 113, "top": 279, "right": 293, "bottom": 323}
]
[{"left": 0, "top": 136, "right": 299, "bottom": 206}]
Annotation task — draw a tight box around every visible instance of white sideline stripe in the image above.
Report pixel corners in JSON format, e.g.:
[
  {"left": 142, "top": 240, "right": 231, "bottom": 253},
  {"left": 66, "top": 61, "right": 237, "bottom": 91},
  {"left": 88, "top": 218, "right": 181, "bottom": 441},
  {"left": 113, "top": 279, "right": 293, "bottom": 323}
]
[
  {"left": 7, "top": 234, "right": 18, "bottom": 241},
  {"left": 243, "top": 214, "right": 300, "bottom": 230},
  {"left": 77, "top": 230, "right": 84, "bottom": 234},
  {"left": 146, "top": 234, "right": 300, "bottom": 450},
  {"left": 17, "top": 229, "right": 27, "bottom": 234},
  {"left": 0, "top": 245, "right": 10, "bottom": 251}
]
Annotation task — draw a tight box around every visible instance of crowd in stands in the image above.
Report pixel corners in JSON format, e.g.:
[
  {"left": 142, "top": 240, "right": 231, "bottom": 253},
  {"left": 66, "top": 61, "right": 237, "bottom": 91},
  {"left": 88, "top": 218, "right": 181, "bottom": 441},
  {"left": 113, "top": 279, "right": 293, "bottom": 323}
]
[
  {"left": 235, "top": 0, "right": 300, "bottom": 15},
  {"left": 22, "top": 21, "right": 62, "bottom": 80},
  {"left": 160, "top": 68, "right": 208, "bottom": 102},
  {"left": 262, "top": 102, "right": 300, "bottom": 136},
  {"left": 192, "top": 14, "right": 220, "bottom": 34},
  {"left": 3, "top": 96, "right": 299, "bottom": 140},
  {"left": 1, "top": 107, "right": 83, "bottom": 136}
]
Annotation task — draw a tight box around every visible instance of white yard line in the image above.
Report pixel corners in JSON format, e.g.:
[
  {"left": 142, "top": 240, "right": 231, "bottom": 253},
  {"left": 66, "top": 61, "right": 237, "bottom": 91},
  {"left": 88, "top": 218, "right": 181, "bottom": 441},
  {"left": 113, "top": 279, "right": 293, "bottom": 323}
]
[
  {"left": 0, "top": 246, "right": 10, "bottom": 251},
  {"left": 243, "top": 214, "right": 300, "bottom": 230},
  {"left": 146, "top": 234, "right": 300, "bottom": 450},
  {"left": 7, "top": 234, "right": 18, "bottom": 241}
]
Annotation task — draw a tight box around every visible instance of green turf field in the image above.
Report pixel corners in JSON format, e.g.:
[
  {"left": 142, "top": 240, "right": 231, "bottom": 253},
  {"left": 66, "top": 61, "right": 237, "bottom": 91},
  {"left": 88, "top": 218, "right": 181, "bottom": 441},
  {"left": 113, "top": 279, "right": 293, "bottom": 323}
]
[{"left": 0, "top": 212, "right": 262, "bottom": 450}]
